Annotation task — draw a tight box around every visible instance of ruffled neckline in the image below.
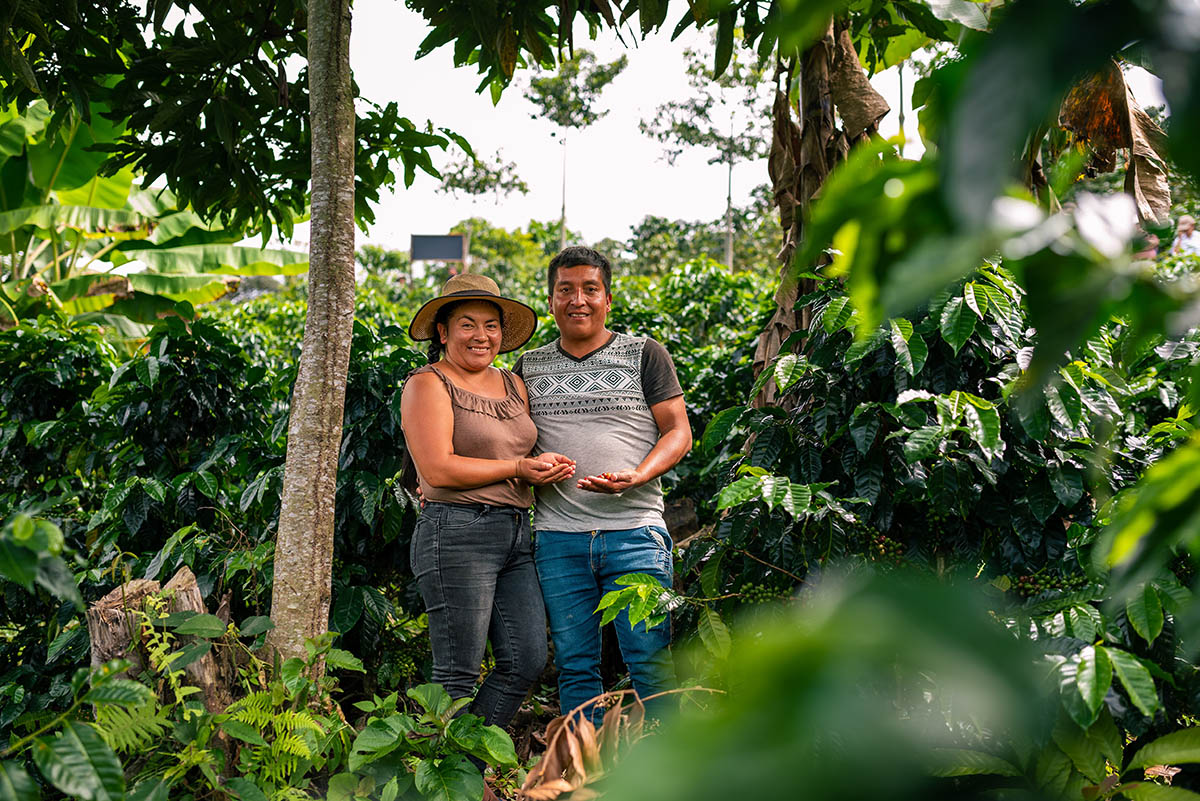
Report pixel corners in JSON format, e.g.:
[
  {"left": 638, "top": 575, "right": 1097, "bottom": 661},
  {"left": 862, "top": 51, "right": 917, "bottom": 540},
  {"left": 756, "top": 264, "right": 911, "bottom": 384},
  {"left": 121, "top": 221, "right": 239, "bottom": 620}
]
[{"left": 412, "top": 364, "right": 527, "bottom": 420}]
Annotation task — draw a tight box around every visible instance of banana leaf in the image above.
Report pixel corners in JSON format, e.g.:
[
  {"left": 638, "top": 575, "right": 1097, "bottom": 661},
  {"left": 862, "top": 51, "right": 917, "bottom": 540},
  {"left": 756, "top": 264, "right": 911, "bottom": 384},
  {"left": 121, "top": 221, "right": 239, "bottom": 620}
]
[
  {"left": 55, "top": 168, "right": 137, "bottom": 210},
  {"left": 126, "top": 272, "right": 239, "bottom": 304},
  {"left": 50, "top": 273, "right": 133, "bottom": 315},
  {"left": 102, "top": 291, "right": 194, "bottom": 324},
  {"left": 49, "top": 271, "right": 238, "bottom": 315},
  {"left": 0, "top": 100, "right": 50, "bottom": 160},
  {"left": 144, "top": 209, "right": 240, "bottom": 247},
  {"left": 72, "top": 311, "right": 153, "bottom": 345},
  {"left": 126, "top": 185, "right": 181, "bottom": 218},
  {"left": 118, "top": 243, "right": 307, "bottom": 276},
  {"left": 27, "top": 107, "right": 126, "bottom": 192},
  {"left": 0, "top": 205, "right": 148, "bottom": 237}
]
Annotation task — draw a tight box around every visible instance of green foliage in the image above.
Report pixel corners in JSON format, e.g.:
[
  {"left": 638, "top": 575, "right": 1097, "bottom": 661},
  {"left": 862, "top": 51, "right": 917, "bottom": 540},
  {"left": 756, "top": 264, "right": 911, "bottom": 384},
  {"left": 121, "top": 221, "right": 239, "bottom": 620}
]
[
  {"left": 0, "top": 658, "right": 146, "bottom": 801},
  {"left": 639, "top": 37, "right": 770, "bottom": 166},
  {"left": 357, "top": 245, "right": 412, "bottom": 276},
  {"left": 2, "top": 1, "right": 464, "bottom": 235},
  {"left": 0, "top": 514, "right": 82, "bottom": 610},
  {"left": 619, "top": 185, "right": 781, "bottom": 277},
  {"left": 596, "top": 573, "right": 676, "bottom": 630},
  {"left": 0, "top": 286, "right": 431, "bottom": 726},
  {"left": 601, "top": 570, "right": 1200, "bottom": 801},
  {"left": 0, "top": 99, "right": 308, "bottom": 328},
  {"left": 586, "top": 3, "right": 1200, "bottom": 800},
  {"left": 447, "top": 218, "right": 548, "bottom": 300},
  {"left": 341, "top": 683, "right": 517, "bottom": 801},
  {"left": 602, "top": 572, "right": 1048, "bottom": 801}
]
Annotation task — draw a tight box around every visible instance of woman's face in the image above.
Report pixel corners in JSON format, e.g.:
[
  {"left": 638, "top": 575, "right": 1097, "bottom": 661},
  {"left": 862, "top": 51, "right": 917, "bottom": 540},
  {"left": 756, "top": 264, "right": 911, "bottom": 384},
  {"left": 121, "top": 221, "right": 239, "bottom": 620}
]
[
  {"left": 1182, "top": 218, "right": 1196, "bottom": 235},
  {"left": 438, "top": 300, "right": 503, "bottom": 371}
]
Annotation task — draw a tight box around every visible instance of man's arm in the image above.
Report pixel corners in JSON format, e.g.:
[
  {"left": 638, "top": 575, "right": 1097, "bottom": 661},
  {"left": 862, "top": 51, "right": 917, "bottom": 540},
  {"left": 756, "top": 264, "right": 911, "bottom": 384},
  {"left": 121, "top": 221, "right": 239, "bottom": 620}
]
[{"left": 576, "top": 395, "right": 692, "bottom": 493}]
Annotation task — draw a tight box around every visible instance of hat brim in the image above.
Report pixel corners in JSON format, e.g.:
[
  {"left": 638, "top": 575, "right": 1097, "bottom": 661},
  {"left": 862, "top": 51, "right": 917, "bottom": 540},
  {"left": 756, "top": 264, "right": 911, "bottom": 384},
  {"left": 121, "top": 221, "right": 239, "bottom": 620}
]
[{"left": 408, "top": 290, "right": 538, "bottom": 354}]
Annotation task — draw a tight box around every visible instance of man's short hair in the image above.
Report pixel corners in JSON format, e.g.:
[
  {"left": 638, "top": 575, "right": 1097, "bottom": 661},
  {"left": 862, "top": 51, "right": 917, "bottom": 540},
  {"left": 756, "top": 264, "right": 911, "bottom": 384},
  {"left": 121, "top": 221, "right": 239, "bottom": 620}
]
[{"left": 548, "top": 246, "right": 612, "bottom": 296}]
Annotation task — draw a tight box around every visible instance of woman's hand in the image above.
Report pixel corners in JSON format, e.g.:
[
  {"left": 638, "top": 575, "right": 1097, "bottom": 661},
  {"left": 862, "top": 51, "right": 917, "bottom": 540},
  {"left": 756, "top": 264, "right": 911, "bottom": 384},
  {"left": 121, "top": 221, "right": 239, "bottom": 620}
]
[{"left": 517, "top": 454, "right": 576, "bottom": 485}]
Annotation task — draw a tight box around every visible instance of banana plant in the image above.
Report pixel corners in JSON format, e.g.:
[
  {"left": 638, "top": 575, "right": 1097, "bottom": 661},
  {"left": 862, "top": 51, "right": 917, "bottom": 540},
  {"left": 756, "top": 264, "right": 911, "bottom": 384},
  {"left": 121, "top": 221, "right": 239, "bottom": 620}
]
[{"left": 0, "top": 100, "right": 306, "bottom": 331}]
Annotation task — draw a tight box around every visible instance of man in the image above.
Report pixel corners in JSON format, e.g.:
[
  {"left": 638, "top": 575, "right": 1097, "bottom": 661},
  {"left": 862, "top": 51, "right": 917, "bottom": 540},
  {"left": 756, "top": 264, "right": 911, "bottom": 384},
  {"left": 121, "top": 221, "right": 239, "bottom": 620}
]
[
  {"left": 1172, "top": 214, "right": 1199, "bottom": 256},
  {"left": 514, "top": 246, "right": 692, "bottom": 722}
]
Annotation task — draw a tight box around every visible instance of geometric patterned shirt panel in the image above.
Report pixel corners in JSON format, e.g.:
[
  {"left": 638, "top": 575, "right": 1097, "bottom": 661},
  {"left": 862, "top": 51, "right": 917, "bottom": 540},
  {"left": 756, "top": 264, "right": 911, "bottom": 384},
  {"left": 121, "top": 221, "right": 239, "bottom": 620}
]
[
  {"left": 518, "top": 332, "right": 667, "bottom": 532},
  {"left": 523, "top": 335, "right": 646, "bottom": 418}
]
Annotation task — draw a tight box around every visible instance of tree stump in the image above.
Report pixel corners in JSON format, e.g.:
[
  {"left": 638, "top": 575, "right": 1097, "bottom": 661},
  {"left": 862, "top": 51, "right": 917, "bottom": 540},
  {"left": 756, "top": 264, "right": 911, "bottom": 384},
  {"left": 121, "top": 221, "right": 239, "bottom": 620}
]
[
  {"left": 163, "top": 566, "right": 234, "bottom": 714},
  {"left": 85, "top": 567, "right": 234, "bottom": 714},
  {"left": 86, "top": 578, "right": 161, "bottom": 676}
]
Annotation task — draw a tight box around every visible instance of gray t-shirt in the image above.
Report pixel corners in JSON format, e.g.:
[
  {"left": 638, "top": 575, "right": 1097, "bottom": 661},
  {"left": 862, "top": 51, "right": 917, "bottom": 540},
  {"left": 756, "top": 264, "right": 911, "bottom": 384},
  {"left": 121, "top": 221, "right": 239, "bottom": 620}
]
[{"left": 514, "top": 332, "right": 683, "bottom": 532}]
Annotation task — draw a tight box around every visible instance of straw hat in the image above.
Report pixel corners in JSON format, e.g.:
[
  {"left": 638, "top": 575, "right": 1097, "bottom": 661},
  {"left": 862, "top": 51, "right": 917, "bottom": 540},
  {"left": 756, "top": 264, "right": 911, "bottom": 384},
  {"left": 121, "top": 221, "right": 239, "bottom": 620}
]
[{"left": 408, "top": 273, "right": 537, "bottom": 354}]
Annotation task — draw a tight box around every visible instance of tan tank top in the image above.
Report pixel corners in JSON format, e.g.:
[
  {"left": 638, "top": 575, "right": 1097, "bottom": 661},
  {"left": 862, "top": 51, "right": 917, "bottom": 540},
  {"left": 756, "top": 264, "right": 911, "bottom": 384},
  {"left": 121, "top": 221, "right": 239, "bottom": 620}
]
[{"left": 405, "top": 364, "right": 537, "bottom": 508}]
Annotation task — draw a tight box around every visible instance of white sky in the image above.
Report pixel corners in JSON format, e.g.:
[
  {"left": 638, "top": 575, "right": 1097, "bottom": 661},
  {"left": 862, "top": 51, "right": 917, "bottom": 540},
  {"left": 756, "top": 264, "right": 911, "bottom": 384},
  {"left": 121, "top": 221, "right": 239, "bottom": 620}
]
[
  {"left": 347, "top": 2, "right": 770, "bottom": 249},
  {"left": 291, "top": 2, "right": 1166, "bottom": 252}
]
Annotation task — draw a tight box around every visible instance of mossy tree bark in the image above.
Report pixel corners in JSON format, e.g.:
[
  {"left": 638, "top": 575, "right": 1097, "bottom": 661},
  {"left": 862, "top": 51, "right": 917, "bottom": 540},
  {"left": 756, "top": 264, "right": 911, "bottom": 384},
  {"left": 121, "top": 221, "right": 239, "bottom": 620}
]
[{"left": 267, "top": 0, "right": 356, "bottom": 668}]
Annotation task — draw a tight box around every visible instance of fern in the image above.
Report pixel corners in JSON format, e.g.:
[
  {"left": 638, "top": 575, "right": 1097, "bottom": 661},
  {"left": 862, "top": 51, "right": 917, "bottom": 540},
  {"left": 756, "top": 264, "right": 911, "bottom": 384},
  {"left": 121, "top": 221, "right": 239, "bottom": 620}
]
[
  {"left": 272, "top": 731, "right": 311, "bottom": 759},
  {"left": 95, "top": 698, "right": 171, "bottom": 754},
  {"left": 228, "top": 690, "right": 277, "bottom": 729},
  {"left": 135, "top": 594, "right": 196, "bottom": 713},
  {"left": 272, "top": 788, "right": 311, "bottom": 801},
  {"left": 273, "top": 709, "right": 324, "bottom": 734},
  {"left": 262, "top": 747, "right": 302, "bottom": 785},
  {"left": 227, "top": 691, "right": 334, "bottom": 788}
]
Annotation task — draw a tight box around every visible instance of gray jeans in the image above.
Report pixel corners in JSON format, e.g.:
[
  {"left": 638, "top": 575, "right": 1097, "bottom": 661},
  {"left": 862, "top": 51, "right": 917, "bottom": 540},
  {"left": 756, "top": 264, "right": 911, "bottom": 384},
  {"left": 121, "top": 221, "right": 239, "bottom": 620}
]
[{"left": 410, "top": 501, "right": 547, "bottom": 728}]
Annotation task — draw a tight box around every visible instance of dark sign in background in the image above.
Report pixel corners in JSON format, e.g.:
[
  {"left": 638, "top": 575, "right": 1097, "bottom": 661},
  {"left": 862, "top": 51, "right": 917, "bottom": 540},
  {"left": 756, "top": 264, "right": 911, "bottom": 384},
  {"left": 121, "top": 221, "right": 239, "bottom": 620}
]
[{"left": 411, "top": 234, "right": 467, "bottom": 262}]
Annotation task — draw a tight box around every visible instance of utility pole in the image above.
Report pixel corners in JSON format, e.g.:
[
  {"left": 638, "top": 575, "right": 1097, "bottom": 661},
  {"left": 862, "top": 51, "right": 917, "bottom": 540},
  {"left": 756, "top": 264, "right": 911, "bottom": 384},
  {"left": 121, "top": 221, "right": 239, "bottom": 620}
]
[
  {"left": 559, "top": 133, "right": 567, "bottom": 251},
  {"left": 724, "top": 114, "right": 735, "bottom": 270}
]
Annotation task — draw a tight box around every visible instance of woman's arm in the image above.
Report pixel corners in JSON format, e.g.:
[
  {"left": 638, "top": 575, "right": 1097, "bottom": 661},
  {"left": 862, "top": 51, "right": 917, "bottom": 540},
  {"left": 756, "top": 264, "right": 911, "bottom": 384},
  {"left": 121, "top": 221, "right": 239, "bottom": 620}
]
[{"left": 401, "top": 372, "right": 572, "bottom": 488}]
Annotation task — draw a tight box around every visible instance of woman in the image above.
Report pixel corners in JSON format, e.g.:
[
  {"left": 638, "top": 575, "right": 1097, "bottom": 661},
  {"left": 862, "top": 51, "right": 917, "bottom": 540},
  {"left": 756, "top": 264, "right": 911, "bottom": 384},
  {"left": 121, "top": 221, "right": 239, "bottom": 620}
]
[{"left": 401, "top": 273, "right": 574, "bottom": 736}]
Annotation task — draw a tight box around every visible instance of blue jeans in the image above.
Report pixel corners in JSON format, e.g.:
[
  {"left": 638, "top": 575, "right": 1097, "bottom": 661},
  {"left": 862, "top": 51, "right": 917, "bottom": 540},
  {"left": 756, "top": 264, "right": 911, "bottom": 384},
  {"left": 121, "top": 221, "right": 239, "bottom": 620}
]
[
  {"left": 534, "top": 526, "right": 676, "bottom": 722},
  {"left": 410, "top": 502, "right": 547, "bottom": 729}
]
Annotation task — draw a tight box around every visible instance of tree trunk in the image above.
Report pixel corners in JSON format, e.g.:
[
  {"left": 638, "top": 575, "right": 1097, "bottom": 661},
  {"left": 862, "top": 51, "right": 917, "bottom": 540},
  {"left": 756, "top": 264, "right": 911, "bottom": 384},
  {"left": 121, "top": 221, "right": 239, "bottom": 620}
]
[
  {"left": 267, "top": 0, "right": 356, "bottom": 667},
  {"left": 752, "top": 28, "right": 838, "bottom": 408},
  {"left": 752, "top": 24, "right": 888, "bottom": 408}
]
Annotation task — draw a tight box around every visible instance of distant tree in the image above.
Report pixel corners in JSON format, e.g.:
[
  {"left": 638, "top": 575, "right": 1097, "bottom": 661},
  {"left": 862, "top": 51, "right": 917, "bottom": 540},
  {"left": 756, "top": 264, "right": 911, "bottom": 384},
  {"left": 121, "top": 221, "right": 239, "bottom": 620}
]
[
  {"left": 2, "top": 0, "right": 456, "bottom": 237},
  {"left": 356, "top": 244, "right": 412, "bottom": 274},
  {"left": 437, "top": 148, "right": 529, "bottom": 202},
  {"left": 523, "top": 50, "right": 627, "bottom": 250},
  {"left": 591, "top": 237, "right": 631, "bottom": 265},
  {"left": 527, "top": 218, "right": 584, "bottom": 259},
  {"left": 445, "top": 218, "right": 548, "bottom": 298},
  {"left": 640, "top": 39, "right": 771, "bottom": 269},
  {"left": 624, "top": 184, "right": 778, "bottom": 275}
]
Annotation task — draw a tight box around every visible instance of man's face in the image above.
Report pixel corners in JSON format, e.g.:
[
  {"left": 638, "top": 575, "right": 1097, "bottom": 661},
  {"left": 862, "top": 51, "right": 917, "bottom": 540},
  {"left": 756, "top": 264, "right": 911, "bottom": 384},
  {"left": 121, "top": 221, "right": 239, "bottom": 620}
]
[{"left": 550, "top": 264, "right": 611, "bottom": 342}]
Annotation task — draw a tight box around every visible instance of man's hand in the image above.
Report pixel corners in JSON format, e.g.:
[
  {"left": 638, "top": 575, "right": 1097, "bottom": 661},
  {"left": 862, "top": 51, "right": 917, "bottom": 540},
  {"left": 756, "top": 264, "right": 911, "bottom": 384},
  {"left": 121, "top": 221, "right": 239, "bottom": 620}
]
[
  {"left": 518, "top": 454, "right": 576, "bottom": 485},
  {"left": 577, "top": 469, "right": 641, "bottom": 494}
]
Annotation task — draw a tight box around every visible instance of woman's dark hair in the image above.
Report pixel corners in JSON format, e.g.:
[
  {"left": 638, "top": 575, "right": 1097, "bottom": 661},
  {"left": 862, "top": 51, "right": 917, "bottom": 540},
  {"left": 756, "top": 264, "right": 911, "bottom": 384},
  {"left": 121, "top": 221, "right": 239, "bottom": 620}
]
[{"left": 425, "top": 298, "right": 505, "bottom": 364}]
